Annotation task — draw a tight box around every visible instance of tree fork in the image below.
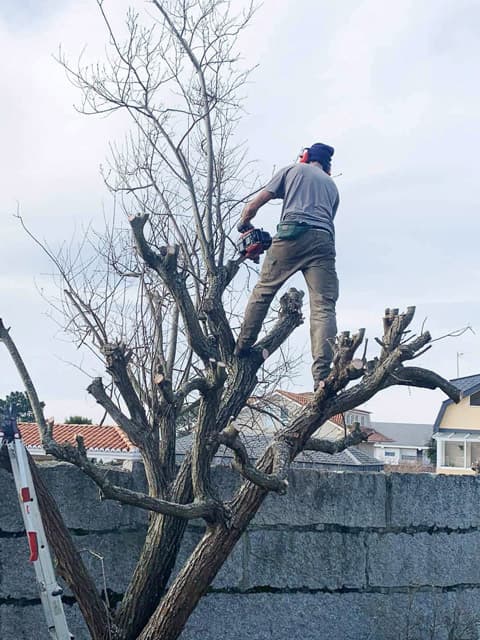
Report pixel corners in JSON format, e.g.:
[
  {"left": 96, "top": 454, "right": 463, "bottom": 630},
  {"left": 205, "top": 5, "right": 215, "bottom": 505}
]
[{"left": 113, "top": 511, "right": 190, "bottom": 640}]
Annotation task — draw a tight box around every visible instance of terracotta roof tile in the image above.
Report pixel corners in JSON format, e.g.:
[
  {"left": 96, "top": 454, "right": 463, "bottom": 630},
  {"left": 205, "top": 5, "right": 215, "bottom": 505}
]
[
  {"left": 275, "top": 390, "right": 314, "bottom": 405},
  {"left": 18, "top": 423, "right": 136, "bottom": 452},
  {"left": 330, "top": 414, "right": 345, "bottom": 427},
  {"left": 361, "top": 427, "right": 394, "bottom": 443},
  {"left": 274, "top": 390, "right": 345, "bottom": 427}
]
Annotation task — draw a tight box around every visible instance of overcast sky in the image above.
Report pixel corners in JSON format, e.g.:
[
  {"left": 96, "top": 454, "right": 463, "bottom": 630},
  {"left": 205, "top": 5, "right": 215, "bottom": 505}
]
[{"left": 1, "top": 0, "right": 479, "bottom": 424}]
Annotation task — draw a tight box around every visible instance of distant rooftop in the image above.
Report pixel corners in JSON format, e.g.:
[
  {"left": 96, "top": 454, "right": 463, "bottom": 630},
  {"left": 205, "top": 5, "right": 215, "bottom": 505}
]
[
  {"left": 273, "top": 390, "right": 345, "bottom": 427},
  {"left": 372, "top": 422, "right": 433, "bottom": 448},
  {"left": 434, "top": 373, "right": 480, "bottom": 430},
  {"left": 449, "top": 374, "right": 480, "bottom": 394},
  {"left": 274, "top": 390, "right": 314, "bottom": 405},
  {"left": 362, "top": 427, "right": 394, "bottom": 444},
  {"left": 176, "top": 432, "right": 383, "bottom": 471},
  {"left": 18, "top": 423, "right": 137, "bottom": 453}
]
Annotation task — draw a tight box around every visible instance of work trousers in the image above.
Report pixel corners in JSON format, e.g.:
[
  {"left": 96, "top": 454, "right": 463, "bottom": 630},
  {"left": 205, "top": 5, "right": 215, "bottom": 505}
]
[{"left": 237, "top": 229, "right": 338, "bottom": 387}]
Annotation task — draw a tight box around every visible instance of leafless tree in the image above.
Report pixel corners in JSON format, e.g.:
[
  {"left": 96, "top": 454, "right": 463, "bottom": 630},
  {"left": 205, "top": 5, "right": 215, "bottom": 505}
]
[{"left": 0, "top": 2, "right": 462, "bottom": 639}]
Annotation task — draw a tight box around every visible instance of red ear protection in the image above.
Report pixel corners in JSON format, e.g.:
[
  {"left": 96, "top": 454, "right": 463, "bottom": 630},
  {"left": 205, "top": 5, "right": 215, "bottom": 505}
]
[{"left": 299, "top": 148, "right": 310, "bottom": 163}]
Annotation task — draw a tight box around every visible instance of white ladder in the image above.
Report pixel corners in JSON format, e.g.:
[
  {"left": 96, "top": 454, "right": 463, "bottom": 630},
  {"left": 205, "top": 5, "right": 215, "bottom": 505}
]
[{"left": 0, "top": 410, "right": 73, "bottom": 640}]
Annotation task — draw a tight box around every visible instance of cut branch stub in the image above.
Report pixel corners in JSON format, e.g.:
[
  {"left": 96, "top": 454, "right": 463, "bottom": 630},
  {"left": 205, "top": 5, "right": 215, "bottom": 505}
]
[
  {"left": 380, "top": 306, "right": 416, "bottom": 357},
  {"left": 164, "top": 245, "right": 179, "bottom": 272},
  {"left": 278, "top": 288, "right": 304, "bottom": 317},
  {"left": 208, "top": 360, "right": 228, "bottom": 388},
  {"left": 154, "top": 372, "right": 175, "bottom": 405},
  {"left": 331, "top": 327, "right": 366, "bottom": 376}
]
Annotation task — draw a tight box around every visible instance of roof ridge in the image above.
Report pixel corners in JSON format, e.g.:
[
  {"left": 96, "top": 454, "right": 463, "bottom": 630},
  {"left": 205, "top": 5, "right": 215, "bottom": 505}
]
[
  {"left": 19, "top": 421, "right": 117, "bottom": 428},
  {"left": 273, "top": 389, "right": 317, "bottom": 408},
  {"left": 343, "top": 448, "right": 358, "bottom": 463},
  {"left": 274, "top": 389, "right": 314, "bottom": 395}
]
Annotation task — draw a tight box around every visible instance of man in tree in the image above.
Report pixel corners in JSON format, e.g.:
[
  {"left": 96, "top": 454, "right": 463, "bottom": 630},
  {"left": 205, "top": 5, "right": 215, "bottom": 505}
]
[{"left": 235, "top": 142, "right": 340, "bottom": 390}]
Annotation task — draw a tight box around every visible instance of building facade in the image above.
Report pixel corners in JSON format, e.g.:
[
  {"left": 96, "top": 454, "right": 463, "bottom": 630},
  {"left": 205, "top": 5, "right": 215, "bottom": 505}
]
[{"left": 433, "top": 374, "right": 480, "bottom": 475}]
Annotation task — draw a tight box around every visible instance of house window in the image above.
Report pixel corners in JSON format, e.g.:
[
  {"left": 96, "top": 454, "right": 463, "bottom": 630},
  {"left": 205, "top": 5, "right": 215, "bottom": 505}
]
[
  {"left": 346, "top": 413, "right": 367, "bottom": 426},
  {"left": 470, "top": 443, "right": 480, "bottom": 467},
  {"left": 384, "top": 451, "right": 395, "bottom": 457},
  {"left": 470, "top": 391, "right": 480, "bottom": 406},
  {"left": 444, "top": 442, "right": 465, "bottom": 468}
]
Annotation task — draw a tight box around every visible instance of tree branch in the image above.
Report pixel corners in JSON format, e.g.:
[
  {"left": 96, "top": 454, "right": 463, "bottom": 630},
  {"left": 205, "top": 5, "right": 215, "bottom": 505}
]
[
  {"left": 87, "top": 376, "right": 168, "bottom": 495},
  {"left": 201, "top": 274, "right": 236, "bottom": 360},
  {"left": 278, "top": 310, "right": 455, "bottom": 454},
  {"left": 44, "top": 435, "right": 225, "bottom": 522},
  {"left": 191, "top": 362, "right": 227, "bottom": 504},
  {"left": 0, "top": 319, "right": 52, "bottom": 442},
  {"left": 383, "top": 366, "right": 463, "bottom": 401},
  {"left": 152, "top": 0, "right": 215, "bottom": 249},
  {"left": 87, "top": 377, "right": 146, "bottom": 446},
  {"left": 217, "top": 423, "right": 289, "bottom": 494},
  {"left": 130, "top": 214, "right": 213, "bottom": 362},
  {"left": 254, "top": 288, "right": 304, "bottom": 358},
  {"left": 101, "top": 342, "right": 150, "bottom": 429},
  {"left": 304, "top": 423, "right": 367, "bottom": 454}
]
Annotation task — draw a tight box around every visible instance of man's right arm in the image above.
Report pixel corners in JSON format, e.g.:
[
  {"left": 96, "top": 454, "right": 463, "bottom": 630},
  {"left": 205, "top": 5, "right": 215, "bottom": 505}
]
[
  {"left": 237, "top": 166, "right": 288, "bottom": 231},
  {"left": 238, "top": 190, "right": 274, "bottom": 230}
]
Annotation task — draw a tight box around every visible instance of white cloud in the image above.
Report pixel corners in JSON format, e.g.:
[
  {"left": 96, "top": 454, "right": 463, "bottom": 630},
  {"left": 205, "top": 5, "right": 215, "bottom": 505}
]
[{"left": 1, "top": 0, "right": 479, "bottom": 422}]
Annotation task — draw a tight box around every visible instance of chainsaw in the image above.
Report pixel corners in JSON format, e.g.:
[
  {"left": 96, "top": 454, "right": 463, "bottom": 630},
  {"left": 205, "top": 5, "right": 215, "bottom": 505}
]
[{"left": 236, "top": 226, "right": 272, "bottom": 263}]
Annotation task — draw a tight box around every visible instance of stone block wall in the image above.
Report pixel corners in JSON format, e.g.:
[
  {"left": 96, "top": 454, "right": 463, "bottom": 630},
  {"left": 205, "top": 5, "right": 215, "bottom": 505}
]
[{"left": 1, "top": 463, "right": 480, "bottom": 639}]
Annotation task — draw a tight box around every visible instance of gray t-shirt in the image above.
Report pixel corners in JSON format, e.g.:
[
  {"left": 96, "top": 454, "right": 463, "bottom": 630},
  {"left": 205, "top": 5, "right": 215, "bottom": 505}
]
[{"left": 264, "top": 163, "right": 339, "bottom": 238}]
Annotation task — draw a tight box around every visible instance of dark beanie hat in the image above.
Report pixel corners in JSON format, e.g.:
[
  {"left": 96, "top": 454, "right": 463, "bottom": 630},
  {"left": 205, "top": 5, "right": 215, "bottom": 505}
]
[{"left": 308, "top": 142, "right": 335, "bottom": 163}]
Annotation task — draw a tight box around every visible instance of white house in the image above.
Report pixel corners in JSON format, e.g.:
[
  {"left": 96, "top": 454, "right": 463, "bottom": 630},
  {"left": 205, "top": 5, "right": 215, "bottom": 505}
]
[{"left": 371, "top": 422, "right": 433, "bottom": 466}]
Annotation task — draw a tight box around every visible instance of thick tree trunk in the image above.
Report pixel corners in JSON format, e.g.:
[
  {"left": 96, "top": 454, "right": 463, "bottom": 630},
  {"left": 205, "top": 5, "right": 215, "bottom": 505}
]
[
  {"left": 137, "top": 471, "right": 270, "bottom": 640},
  {"left": 114, "top": 455, "right": 194, "bottom": 639},
  {"left": 135, "top": 359, "right": 302, "bottom": 640},
  {"left": 114, "top": 512, "right": 189, "bottom": 640}
]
